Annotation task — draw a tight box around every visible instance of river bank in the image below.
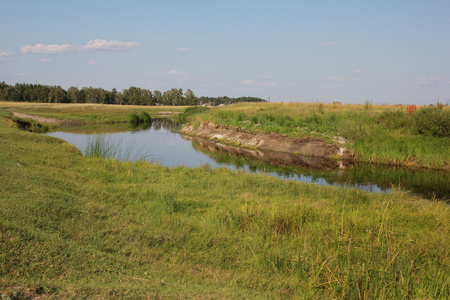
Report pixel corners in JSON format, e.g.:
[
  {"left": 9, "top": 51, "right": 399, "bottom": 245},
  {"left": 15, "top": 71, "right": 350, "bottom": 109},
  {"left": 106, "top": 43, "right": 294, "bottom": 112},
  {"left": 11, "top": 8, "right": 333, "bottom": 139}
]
[
  {"left": 180, "top": 102, "right": 450, "bottom": 170},
  {"left": 180, "top": 121, "right": 354, "bottom": 160}
]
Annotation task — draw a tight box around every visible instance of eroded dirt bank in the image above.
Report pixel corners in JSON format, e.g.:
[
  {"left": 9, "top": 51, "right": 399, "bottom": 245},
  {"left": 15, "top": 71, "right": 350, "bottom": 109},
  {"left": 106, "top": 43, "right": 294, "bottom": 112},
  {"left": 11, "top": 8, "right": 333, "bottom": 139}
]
[
  {"left": 182, "top": 135, "right": 354, "bottom": 170},
  {"left": 180, "top": 121, "right": 353, "bottom": 161}
]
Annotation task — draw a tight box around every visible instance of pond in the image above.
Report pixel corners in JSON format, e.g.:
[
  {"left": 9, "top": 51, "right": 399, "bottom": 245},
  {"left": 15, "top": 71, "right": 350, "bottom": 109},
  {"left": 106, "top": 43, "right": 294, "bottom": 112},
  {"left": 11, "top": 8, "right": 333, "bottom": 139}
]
[{"left": 44, "top": 119, "right": 449, "bottom": 201}]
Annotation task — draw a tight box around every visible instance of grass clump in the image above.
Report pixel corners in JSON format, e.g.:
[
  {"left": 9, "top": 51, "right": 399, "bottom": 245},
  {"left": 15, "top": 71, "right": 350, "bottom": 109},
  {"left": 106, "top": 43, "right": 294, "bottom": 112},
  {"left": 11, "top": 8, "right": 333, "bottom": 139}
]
[{"left": 85, "top": 134, "right": 149, "bottom": 161}]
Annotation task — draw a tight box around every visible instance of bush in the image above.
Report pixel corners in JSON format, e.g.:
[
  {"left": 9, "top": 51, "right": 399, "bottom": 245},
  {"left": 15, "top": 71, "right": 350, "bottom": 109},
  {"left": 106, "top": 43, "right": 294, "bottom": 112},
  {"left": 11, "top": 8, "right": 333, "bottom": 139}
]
[
  {"left": 139, "top": 111, "right": 152, "bottom": 124},
  {"left": 413, "top": 107, "right": 449, "bottom": 137},
  {"left": 127, "top": 113, "right": 139, "bottom": 125}
]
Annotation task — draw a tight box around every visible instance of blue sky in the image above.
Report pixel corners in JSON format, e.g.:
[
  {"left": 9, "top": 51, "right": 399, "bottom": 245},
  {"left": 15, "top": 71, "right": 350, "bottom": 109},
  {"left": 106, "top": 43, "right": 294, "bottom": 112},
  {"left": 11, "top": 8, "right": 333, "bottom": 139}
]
[{"left": 1, "top": 0, "right": 449, "bottom": 104}]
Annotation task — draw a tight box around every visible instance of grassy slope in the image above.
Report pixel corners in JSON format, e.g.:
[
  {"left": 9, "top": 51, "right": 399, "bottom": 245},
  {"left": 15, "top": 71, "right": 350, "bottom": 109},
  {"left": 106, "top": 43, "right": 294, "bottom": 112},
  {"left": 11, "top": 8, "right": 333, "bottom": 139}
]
[
  {"left": 0, "top": 106, "right": 449, "bottom": 299},
  {"left": 186, "top": 102, "right": 450, "bottom": 169}
]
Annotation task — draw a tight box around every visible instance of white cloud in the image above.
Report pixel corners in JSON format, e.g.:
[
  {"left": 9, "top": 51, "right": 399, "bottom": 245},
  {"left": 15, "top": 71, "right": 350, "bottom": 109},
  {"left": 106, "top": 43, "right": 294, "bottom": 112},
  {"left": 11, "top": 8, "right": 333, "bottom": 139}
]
[
  {"left": 317, "top": 84, "right": 343, "bottom": 89},
  {"left": 261, "top": 75, "right": 272, "bottom": 79},
  {"left": 240, "top": 79, "right": 281, "bottom": 87},
  {"left": 240, "top": 80, "right": 257, "bottom": 86},
  {"left": 354, "top": 70, "right": 363, "bottom": 74},
  {"left": 168, "top": 70, "right": 188, "bottom": 75},
  {"left": 87, "top": 60, "right": 100, "bottom": 65},
  {"left": 0, "top": 49, "right": 12, "bottom": 62},
  {"left": 326, "top": 76, "right": 362, "bottom": 82},
  {"left": 38, "top": 58, "right": 52, "bottom": 63},
  {"left": 0, "top": 49, "right": 12, "bottom": 57},
  {"left": 323, "top": 41, "right": 336, "bottom": 46},
  {"left": 177, "top": 48, "right": 189, "bottom": 52},
  {"left": 20, "top": 39, "right": 140, "bottom": 54},
  {"left": 413, "top": 76, "right": 450, "bottom": 85},
  {"left": 260, "top": 82, "right": 280, "bottom": 87}
]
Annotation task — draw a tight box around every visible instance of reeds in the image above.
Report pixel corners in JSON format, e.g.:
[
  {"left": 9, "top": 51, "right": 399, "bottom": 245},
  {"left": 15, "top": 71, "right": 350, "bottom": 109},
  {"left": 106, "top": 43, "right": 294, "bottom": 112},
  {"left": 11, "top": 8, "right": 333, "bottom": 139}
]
[{"left": 85, "top": 134, "right": 150, "bottom": 161}]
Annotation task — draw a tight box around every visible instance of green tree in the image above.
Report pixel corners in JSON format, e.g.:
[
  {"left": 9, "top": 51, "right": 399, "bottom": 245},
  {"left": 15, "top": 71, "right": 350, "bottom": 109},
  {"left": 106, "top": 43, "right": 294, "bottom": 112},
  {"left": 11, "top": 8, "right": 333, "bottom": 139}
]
[
  {"left": 67, "top": 86, "right": 79, "bottom": 103},
  {"left": 163, "top": 88, "right": 184, "bottom": 106},
  {"left": 48, "top": 86, "right": 67, "bottom": 103},
  {"left": 153, "top": 90, "right": 162, "bottom": 105},
  {"left": 184, "top": 88, "right": 199, "bottom": 105}
]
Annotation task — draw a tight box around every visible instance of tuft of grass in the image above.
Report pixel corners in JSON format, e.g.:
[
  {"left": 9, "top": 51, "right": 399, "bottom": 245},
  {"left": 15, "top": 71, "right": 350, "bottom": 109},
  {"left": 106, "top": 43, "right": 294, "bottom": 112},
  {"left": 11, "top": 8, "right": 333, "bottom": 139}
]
[{"left": 85, "top": 134, "right": 150, "bottom": 161}]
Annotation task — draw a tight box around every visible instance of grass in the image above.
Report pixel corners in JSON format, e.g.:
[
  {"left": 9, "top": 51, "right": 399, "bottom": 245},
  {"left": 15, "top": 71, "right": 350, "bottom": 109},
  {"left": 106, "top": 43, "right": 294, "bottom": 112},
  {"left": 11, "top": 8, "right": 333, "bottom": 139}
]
[
  {"left": 0, "top": 105, "right": 449, "bottom": 298},
  {"left": 185, "top": 102, "right": 450, "bottom": 169}
]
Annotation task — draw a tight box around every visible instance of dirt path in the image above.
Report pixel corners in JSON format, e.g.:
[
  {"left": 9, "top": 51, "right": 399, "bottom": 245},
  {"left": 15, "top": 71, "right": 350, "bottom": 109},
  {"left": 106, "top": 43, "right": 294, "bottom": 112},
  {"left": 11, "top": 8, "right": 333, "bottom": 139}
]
[{"left": 7, "top": 109, "right": 81, "bottom": 126}]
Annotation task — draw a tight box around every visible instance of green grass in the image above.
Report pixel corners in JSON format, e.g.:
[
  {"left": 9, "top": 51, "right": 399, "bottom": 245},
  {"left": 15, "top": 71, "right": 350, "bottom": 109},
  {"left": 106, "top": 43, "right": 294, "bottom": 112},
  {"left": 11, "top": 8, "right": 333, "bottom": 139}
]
[
  {"left": 0, "top": 107, "right": 449, "bottom": 298},
  {"left": 185, "top": 102, "right": 450, "bottom": 169}
]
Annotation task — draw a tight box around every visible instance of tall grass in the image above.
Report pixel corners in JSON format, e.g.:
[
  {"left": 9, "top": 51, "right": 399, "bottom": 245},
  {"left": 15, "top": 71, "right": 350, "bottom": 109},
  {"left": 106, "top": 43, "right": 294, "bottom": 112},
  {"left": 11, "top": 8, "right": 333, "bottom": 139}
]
[{"left": 85, "top": 134, "right": 150, "bottom": 161}]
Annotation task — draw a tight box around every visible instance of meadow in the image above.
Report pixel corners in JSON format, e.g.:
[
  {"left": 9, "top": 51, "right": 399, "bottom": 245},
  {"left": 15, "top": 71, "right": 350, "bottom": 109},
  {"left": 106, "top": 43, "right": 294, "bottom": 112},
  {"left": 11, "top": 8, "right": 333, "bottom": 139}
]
[{"left": 0, "top": 103, "right": 449, "bottom": 299}]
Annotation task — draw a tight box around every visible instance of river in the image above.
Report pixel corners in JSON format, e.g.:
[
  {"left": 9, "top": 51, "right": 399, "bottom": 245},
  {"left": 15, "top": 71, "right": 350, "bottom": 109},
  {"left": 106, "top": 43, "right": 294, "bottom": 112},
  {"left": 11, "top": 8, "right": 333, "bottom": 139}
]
[{"left": 44, "top": 119, "right": 449, "bottom": 201}]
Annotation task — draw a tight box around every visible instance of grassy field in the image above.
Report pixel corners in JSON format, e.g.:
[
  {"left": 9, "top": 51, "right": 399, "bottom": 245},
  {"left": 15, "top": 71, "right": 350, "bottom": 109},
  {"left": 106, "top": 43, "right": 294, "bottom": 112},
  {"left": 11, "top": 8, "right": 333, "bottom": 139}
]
[
  {"left": 0, "top": 103, "right": 449, "bottom": 299},
  {"left": 184, "top": 102, "right": 450, "bottom": 169},
  {"left": 0, "top": 101, "right": 186, "bottom": 125}
]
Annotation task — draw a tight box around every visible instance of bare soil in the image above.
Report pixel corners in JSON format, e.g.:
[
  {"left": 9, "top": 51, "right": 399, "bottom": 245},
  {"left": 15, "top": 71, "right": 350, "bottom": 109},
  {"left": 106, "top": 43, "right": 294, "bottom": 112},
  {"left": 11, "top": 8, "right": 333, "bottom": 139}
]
[
  {"left": 180, "top": 121, "right": 353, "bottom": 160},
  {"left": 182, "top": 135, "right": 353, "bottom": 170}
]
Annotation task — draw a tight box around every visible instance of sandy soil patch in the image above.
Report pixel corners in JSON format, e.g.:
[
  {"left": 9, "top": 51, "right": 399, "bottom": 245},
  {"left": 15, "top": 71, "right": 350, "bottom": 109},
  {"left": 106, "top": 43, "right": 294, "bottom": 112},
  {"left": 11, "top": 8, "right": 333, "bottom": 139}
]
[{"left": 7, "top": 109, "right": 81, "bottom": 126}]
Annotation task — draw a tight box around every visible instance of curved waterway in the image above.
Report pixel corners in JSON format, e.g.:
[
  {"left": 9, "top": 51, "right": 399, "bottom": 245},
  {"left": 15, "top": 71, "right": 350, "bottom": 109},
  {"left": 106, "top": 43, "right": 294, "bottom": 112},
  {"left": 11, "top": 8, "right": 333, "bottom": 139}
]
[{"left": 45, "top": 119, "right": 449, "bottom": 201}]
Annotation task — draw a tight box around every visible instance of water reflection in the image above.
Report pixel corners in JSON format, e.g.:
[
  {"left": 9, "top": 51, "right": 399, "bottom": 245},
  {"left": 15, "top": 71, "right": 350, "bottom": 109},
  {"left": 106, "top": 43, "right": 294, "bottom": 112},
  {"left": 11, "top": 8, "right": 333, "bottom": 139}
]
[
  {"left": 45, "top": 119, "right": 449, "bottom": 201},
  {"left": 184, "top": 135, "right": 449, "bottom": 200}
]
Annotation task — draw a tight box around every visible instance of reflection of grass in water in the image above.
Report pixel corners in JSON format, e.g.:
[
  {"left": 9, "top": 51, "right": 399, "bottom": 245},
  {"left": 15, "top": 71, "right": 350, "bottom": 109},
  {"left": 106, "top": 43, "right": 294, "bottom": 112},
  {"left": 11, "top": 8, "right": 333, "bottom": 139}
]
[
  {"left": 85, "top": 135, "right": 150, "bottom": 161},
  {"left": 191, "top": 140, "right": 449, "bottom": 200}
]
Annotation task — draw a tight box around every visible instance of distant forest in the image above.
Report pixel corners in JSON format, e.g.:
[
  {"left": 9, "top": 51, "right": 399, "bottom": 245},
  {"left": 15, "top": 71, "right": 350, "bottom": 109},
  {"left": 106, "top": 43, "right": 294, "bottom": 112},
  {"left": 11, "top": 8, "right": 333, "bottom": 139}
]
[{"left": 0, "top": 82, "right": 267, "bottom": 106}]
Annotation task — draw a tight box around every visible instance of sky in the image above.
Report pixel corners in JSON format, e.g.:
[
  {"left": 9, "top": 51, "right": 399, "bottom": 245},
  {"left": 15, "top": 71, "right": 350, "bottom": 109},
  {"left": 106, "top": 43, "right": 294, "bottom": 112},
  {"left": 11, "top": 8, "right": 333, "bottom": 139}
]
[{"left": 1, "top": 0, "right": 449, "bottom": 105}]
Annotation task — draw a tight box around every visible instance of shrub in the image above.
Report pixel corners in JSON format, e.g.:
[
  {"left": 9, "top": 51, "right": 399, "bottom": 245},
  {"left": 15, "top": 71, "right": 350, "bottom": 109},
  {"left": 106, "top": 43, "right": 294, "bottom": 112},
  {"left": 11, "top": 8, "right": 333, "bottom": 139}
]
[
  {"left": 413, "top": 107, "right": 449, "bottom": 137},
  {"left": 139, "top": 111, "right": 152, "bottom": 124},
  {"left": 127, "top": 113, "right": 139, "bottom": 125}
]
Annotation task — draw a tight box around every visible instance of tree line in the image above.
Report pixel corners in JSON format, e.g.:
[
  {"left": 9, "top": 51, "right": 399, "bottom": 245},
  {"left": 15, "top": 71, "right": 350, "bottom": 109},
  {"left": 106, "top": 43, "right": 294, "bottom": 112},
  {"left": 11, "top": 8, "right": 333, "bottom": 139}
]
[{"left": 0, "top": 82, "right": 267, "bottom": 106}]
